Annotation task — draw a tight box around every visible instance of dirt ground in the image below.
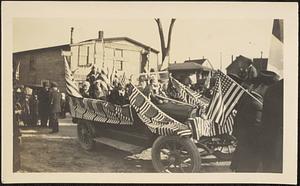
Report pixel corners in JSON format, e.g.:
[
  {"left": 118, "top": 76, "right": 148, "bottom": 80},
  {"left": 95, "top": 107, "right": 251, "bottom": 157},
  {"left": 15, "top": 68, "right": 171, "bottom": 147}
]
[{"left": 18, "top": 116, "right": 231, "bottom": 173}]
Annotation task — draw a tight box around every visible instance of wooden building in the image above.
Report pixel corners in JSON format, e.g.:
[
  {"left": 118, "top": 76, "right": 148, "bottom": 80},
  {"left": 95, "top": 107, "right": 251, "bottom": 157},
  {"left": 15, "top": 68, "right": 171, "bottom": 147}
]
[
  {"left": 13, "top": 44, "right": 70, "bottom": 92},
  {"left": 168, "top": 58, "right": 214, "bottom": 85},
  {"left": 13, "top": 31, "right": 159, "bottom": 91},
  {"left": 70, "top": 31, "right": 159, "bottom": 84}
]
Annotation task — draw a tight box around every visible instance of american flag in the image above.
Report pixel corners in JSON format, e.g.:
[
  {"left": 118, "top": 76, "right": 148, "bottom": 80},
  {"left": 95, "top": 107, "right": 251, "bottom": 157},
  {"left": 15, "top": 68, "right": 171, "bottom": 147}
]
[
  {"left": 119, "top": 72, "right": 126, "bottom": 87},
  {"left": 64, "top": 55, "right": 82, "bottom": 98},
  {"left": 168, "top": 76, "right": 208, "bottom": 107},
  {"left": 206, "top": 70, "right": 244, "bottom": 126},
  {"left": 15, "top": 61, "right": 20, "bottom": 80}
]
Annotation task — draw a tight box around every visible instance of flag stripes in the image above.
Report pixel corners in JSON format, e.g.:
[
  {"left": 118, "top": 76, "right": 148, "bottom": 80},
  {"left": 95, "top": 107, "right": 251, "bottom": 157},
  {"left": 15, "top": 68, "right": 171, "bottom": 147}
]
[
  {"left": 169, "top": 76, "right": 209, "bottom": 109},
  {"left": 64, "top": 56, "right": 82, "bottom": 98},
  {"left": 188, "top": 117, "right": 217, "bottom": 140},
  {"left": 206, "top": 70, "right": 244, "bottom": 126}
]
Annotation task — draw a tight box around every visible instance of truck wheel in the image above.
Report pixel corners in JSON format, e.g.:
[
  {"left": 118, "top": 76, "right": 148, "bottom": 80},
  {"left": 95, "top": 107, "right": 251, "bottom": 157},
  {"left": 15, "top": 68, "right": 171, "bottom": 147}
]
[
  {"left": 77, "top": 122, "right": 95, "bottom": 151},
  {"left": 151, "top": 136, "right": 201, "bottom": 173}
]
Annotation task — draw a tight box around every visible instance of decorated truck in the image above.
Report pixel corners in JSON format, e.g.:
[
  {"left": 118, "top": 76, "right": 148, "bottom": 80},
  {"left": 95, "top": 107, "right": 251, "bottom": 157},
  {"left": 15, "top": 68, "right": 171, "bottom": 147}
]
[{"left": 64, "top": 56, "right": 236, "bottom": 173}]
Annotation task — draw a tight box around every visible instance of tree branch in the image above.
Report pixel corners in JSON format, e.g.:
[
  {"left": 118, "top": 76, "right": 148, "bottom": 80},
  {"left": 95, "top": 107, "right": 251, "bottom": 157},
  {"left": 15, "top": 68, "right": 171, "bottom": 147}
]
[
  {"left": 166, "top": 18, "right": 176, "bottom": 56},
  {"left": 155, "top": 18, "right": 166, "bottom": 62}
]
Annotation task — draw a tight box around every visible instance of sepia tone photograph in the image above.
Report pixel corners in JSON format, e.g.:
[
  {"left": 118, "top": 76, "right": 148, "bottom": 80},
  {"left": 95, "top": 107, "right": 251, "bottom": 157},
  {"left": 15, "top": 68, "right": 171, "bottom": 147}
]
[{"left": 2, "top": 1, "right": 298, "bottom": 184}]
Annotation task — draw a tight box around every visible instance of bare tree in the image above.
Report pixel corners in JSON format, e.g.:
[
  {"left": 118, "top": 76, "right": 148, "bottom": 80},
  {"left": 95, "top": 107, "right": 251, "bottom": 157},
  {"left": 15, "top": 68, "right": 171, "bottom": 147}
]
[{"left": 155, "top": 18, "right": 176, "bottom": 70}]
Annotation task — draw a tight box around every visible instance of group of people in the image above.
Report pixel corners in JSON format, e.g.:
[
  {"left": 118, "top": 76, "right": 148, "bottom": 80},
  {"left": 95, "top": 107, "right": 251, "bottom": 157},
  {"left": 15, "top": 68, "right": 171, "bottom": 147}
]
[
  {"left": 79, "top": 66, "right": 170, "bottom": 106},
  {"left": 229, "top": 65, "right": 283, "bottom": 173},
  {"left": 14, "top": 81, "right": 66, "bottom": 133},
  {"left": 79, "top": 66, "right": 129, "bottom": 105}
]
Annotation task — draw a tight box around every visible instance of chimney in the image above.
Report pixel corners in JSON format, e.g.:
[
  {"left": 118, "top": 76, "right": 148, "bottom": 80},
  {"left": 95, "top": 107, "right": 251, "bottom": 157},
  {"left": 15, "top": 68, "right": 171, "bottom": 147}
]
[
  {"left": 202, "top": 56, "right": 204, "bottom": 59},
  {"left": 98, "top": 30, "right": 104, "bottom": 41},
  {"left": 260, "top": 51, "right": 263, "bottom": 58},
  {"left": 70, "top": 27, "right": 74, "bottom": 44},
  {"left": 231, "top": 55, "right": 234, "bottom": 62}
]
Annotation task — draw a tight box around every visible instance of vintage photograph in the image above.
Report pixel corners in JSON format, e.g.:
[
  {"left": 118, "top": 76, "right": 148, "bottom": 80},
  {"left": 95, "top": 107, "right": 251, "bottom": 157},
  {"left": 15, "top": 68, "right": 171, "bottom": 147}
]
[{"left": 2, "top": 2, "right": 298, "bottom": 184}]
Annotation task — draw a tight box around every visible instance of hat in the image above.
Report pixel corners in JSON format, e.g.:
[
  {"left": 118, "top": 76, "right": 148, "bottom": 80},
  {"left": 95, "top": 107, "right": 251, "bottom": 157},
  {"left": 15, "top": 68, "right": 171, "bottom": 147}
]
[
  {"left": 43, "top": 81, "right": 50, "bottom": 87},
  {"left": 50, "top": 81, "right": 58, "bottom": 88}
]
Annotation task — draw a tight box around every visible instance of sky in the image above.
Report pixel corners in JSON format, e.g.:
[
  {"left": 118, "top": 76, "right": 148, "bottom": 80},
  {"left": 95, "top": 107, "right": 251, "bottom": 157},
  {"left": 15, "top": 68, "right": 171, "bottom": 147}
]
[{"left": 13, "top": 18, "right": 273, "bottom": 71}]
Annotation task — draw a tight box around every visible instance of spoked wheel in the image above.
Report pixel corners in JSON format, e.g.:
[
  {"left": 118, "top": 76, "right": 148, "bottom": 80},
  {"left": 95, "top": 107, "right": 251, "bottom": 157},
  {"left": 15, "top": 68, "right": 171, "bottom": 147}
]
[
  {"left": 211, "top": 134, "right": 237, "bottom": 161},
  {"left": 77, "top": 122, "right": 95, "bottom": 151},
  {"left": 151, "top": 136, "right": 201, "bottom": 173}
]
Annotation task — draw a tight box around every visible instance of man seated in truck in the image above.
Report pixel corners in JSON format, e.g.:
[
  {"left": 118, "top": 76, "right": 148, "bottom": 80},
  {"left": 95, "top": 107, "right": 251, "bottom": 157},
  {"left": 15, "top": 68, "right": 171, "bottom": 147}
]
[{"left": 107, "top": 82, "right": 129, "bottom": 105}]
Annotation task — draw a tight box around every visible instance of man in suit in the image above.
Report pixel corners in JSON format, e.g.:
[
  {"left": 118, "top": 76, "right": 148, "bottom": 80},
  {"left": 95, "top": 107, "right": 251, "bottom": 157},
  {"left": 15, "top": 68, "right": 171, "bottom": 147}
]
[
  {"left": 39, "top": 82, "right": 50, "bottom": 127},
  {"left": 260, "top": 79, "right": 283, "bottom": 173},
  {"left": 49, "top": 82, "right": 61, "bottom": 133}
]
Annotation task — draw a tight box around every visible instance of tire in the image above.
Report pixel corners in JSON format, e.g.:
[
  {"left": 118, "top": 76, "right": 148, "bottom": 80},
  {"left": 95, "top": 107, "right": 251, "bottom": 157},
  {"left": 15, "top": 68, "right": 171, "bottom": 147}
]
[
  {"left": 151, "top": 136, "right": 201, "bottom": 173},
  {"left": 212, "top": 135, "right": 237, "bottom": 161},
  {"left": 77, "top": 122, "right": 95, "bottom": 151}
]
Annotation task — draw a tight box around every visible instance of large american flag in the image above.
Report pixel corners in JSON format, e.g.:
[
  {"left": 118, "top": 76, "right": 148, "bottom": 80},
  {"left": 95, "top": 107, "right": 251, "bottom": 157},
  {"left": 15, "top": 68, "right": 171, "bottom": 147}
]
[
  {"left": 206, "top": 70, "right": 245, "bottom": 126},
  {"left": 64, "top": 55, "right": 82, "bottom": 98}
]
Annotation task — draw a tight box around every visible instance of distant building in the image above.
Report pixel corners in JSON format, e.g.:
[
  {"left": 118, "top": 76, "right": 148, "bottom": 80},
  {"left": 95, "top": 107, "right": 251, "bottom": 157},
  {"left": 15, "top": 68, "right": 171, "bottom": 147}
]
[
  {"left": 70, "top": 32, "right": 159, "bottom": 84},
  {"left": 226, "top": 55, "right": 252, "bottom": 77},
  {"left": 13, "top": 44, "right": 70, "bottom": 92},
  {"left": 168, "top": 58, "right": 214, "bottom": 85}
]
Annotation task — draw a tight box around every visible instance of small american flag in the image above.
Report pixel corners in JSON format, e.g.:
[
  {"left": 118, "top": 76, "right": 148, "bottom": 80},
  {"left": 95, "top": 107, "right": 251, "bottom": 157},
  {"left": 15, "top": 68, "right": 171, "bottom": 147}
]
[
  {"left": 119, "top": 72, "right": 126, "bottom": 87},
  {"left": 206, "top": 70, "right": 244, "bottom": 126}
]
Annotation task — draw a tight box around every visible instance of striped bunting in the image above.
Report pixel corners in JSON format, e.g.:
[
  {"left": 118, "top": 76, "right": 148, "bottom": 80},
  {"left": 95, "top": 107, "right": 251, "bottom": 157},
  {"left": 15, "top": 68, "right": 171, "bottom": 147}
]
[
  {"left": 188, "top": 110, "right": 237, "bottom": 140},
  {"left": 128, "top": 84, "right": 192, "bottom": 137},
  {"left": 188, "top": 117, "right": 216, "bottom": 140},
  {"left": 68, "top": 96, "right": 133, "bottom": 125}
]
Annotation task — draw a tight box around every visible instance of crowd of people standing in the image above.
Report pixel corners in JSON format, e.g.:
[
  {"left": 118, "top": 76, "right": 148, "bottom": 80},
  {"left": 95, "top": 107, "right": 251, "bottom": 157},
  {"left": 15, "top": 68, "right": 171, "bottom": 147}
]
[{"left": 14, "top": 81, "right": 66, "bottom": 133}]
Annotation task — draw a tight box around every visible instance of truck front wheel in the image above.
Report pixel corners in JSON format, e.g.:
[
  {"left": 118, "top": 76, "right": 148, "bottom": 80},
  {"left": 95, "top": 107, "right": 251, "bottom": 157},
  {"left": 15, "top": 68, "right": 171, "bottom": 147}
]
[{"left": 151, "top": 136, "right": 201, "bottom": 173}]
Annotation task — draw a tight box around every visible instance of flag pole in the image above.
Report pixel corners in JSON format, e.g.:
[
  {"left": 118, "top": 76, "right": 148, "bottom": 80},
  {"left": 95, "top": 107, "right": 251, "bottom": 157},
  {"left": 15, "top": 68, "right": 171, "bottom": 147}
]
[{"left": 218, "top": 70, "right": 263, "bottom": 105}]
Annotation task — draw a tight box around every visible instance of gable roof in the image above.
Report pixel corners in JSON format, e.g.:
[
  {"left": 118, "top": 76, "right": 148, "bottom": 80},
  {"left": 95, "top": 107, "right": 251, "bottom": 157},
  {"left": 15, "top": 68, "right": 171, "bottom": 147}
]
[
  {"left": 168, "top": 62, "right": 212, "bottom": 71},
  {"left": 226, "top": 55, "right": 252, "bottom": 70},
  {"left": 184, "top": 58, "right": 207, "bottom": 65},
  {"left": 13, "top": 44, "right": 70, "bottom": 54},
  {"left": 77, "top": 37, "right": 159, "bottom": 53}
]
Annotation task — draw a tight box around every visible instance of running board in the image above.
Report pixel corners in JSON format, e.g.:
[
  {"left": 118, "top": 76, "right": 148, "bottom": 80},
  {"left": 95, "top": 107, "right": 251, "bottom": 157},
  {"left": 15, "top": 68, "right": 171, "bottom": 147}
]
[{"left": 94, "top": 137, "right": 146, "bottom": 154}]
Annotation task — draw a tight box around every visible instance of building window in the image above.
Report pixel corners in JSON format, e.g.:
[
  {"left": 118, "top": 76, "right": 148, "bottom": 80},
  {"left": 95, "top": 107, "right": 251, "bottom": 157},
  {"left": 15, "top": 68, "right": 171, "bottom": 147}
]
[
  {"left": 41, "top": 79, "right": 49, "bottom": 86},
  {"left": 29, "top": 55, "right": 36, "bottom": 72},
  {"left": 78, "top": 46, "right": 91, "bottom": 67},
  {"left": 115, "top": 60, "right": 123, "bottom": 71},
  {"left": 114, "top": 49, "right": 123, "bottom": 58}
]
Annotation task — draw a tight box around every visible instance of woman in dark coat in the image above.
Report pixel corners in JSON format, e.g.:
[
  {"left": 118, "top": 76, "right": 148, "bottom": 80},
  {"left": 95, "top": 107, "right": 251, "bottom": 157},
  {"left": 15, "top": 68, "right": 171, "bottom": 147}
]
[{"left": 230, "top": 70, "right": 279, "bottom": 172}]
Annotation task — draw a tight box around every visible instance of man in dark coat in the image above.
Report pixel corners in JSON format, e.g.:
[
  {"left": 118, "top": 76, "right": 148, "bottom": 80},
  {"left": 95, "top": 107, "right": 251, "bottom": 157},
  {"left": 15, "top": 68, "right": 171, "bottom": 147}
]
[
  {"left": 49, "top": 82, "right": 61, "bottom": 133},
  {"left": 260, "top": 79, "right": 283, "bottom": 173},
  {"left": 39, "top": 82, "right": 50, "bottom": 127},
  {"left": 230, "top": 70, "right": 279, "bottom": 172}
]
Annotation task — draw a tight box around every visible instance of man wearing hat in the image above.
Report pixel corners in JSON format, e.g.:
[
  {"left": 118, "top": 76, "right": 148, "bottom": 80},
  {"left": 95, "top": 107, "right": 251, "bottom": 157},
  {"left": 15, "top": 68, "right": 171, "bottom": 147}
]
[
  {"left": 39, "top": 81, "right": 50, "bottom": 127},
  {"left": 49, "top": 82, "right": 61, "bottom": 133}
]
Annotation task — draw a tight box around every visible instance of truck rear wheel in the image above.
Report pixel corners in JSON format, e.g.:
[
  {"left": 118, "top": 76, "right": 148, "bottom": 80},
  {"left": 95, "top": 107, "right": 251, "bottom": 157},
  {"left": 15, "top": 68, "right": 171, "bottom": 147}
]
[
  {"left": 77, "top": 122, "right": 95, "bottom": 151},
  {"left": 151, "top": 136, "right": 201, "bottom": 173}
]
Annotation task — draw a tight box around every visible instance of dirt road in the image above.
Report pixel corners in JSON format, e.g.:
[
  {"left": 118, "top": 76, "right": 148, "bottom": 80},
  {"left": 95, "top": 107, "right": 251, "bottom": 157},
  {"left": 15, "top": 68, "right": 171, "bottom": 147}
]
[{"left": 19, "top": 116, "right": 231, "bottom": 173}]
